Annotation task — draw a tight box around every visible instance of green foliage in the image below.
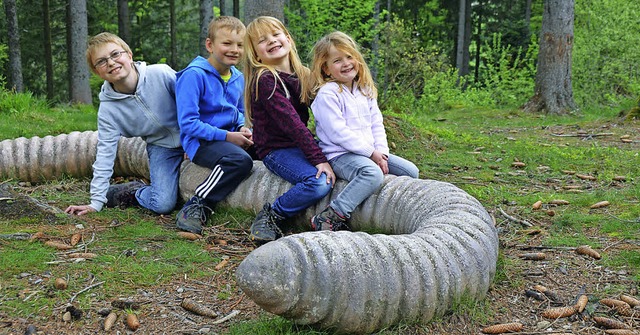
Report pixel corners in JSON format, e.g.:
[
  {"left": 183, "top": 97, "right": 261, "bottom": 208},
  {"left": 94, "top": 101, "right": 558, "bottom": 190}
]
[
  {"left": 286, "top": 0, "right": 381, "bottom": 63},
  {"left": 573, "top": 0, "right": 640, "bottom": 106},
  {"left": 478, "top": 33, "right": 537, "bottom": 107},
  {"left": 0, "top": 43, "right": 7, "bottom": 88}
]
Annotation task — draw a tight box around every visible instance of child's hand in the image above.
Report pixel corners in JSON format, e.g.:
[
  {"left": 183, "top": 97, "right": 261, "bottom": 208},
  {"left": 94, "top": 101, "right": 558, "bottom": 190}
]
[
  {"left": 226, "top": 131, "right": 254, "bottom": 149},
  {"left": 315, "top": 162, "right": 336, "bottom": 187},
  {"left": 64, "top": 204, "right": 96, "bottom": 216},
  {"left": 239, "top": 126, "right": 253, "bottom": 141},
  {"left": 371, "top": 150, "right": 389, "bottom": 174}
]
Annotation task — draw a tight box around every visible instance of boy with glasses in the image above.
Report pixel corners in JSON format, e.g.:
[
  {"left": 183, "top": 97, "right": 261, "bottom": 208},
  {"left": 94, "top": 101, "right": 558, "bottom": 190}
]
[{"left": 65, "top": 32, "right": 184, "bottom": 217}]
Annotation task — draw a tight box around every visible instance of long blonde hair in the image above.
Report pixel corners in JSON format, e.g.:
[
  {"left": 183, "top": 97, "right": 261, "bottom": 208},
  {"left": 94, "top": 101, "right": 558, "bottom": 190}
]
[
  {"left": 310, "top": 31, "right": 377, "bottom": 99},
  {"left": 243, "top": 16, "right": 311, "bottom": 127}
]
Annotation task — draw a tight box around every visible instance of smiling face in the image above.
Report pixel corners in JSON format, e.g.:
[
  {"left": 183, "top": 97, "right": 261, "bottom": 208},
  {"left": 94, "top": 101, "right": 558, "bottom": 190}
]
[
  {"left": 252, "top": 29, "right": 292, "bottom": 71},
  {"left": 91, "top": 42, "right": 135, "bottom": 84},
  {"left": 207, "top": 28, "right": 244, "bottom": 75},
  {"left": 323, "top": 46, "right": 359, "bottom": 89}
]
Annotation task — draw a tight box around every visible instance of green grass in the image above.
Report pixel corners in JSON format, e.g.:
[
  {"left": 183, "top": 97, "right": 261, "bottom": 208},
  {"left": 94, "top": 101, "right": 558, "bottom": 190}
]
[{"left": 0, "top": 90, "right": 638, "bottom": 333}]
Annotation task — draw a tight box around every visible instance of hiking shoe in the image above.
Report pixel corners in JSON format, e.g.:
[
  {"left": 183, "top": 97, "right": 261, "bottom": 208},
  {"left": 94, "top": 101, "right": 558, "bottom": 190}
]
[
  {"left": 105, "top": 181, "right": 144, "bottom": 208},
  {"left": 249, "top": 203, "right": 284, "bottom": 243},
  {"left": 175, "top": 196, "right": 212, "bottom": 234},
  {"left": 311, "top": 206, "right": 349, "bottom": 231}
]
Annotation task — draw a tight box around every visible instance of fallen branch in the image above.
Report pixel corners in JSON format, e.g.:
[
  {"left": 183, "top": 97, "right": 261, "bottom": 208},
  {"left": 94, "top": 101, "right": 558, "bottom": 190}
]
[
  {"left": 69, "top": 281, "right": 105, "bottom": 303},
  {"left": 0, "top": 233, "right": 32, "bottom": 240},
  {"left": 551, "top": 132, "right": 614, "bottom": 137},
  {"left": 497, "top": 208, "right": 532, "bottom": 227},
  {"left": 211, "top": 309, "right": 240, "bottom": 325}
]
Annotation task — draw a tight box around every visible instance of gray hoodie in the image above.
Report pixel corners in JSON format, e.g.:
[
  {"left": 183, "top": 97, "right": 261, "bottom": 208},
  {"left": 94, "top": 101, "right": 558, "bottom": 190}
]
[{"left": 89, "top": 61, "right": 180, "bottom": 211}]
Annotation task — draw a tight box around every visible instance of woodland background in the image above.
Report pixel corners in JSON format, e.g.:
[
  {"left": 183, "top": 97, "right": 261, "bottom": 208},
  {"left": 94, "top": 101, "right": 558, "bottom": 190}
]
[{"left": 1, "top": 0, "right": 639, "bottom": 115}]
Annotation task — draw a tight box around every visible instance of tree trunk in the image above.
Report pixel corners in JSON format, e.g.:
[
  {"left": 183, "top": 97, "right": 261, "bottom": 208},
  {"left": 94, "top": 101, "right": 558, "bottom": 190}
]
[
  {"left": 455, "top": 0, "right": 471, "bottom": 79},
  {"left": 169, "top": 0, "right": 177, "bottom": 69},
  {"left": 4, "top": 0, "right": 24, "bottom": 93},
  {"left": 523, "top": 0, "right": 576, "bottom": 115},
  {"left": 474, "top": 0, "right": 483, "bottom": 83},
  {"left": 233, "top": 0, "right": 239, "bottom": 18},
  {"left": 200, "top": 0, "right": 214, "bottom": 57},
  {"left": 43, "top": 0, "right": 54, "bottom": 100},
  {"left": 244, "top": 0, "right": 284, "bottom": 24},
  {"left": 67, "top": 0, "right": 92, "bottom": 104},
  {"left": 371, "top": 0, "right": 381, "bottom": 82},
  {"left": 117, "top": 0, "right": 130, "bottom": 44},
  {"left": 220, "top": 0, "right": 226, "bottom": 16}
]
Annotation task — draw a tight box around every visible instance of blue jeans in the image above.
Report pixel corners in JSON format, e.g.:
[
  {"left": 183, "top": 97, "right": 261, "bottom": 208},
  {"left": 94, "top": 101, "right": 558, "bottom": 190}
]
[
  {"left": 329, "top": 153, "right": 419, "bottom": 218},
  {"left": 136, "top": 144, "right": 184, "bottom": 214},
  {"left": 262, "top": 147, "right": 332, "bottom": 218}
]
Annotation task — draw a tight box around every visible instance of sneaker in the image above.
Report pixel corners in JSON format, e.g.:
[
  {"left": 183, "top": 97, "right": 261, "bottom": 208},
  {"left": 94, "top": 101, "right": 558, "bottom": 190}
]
[
  {"left": 175, "top": 196, "right": 212, "bottom": 234},
  {"left": 249, "top": 203, "right": 284, "bottom": 243},
  {"left": 311, "top": 206, "right": 349, "bottom": 231},
  {"left": 105, "top": 181, "right": 144, "bottom": 208}
]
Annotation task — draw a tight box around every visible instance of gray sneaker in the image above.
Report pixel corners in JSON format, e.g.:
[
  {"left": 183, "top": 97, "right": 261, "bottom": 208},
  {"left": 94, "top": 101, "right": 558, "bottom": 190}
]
[
  {"left": 249, "top": 203, "right": 284, "bottom": 243},
  {"left": 105, "top": 181, "right": 144, "bottom": 208},
  {"left": 311, "top": 206, "right": 349, "bottom": 231},
  {"left": 176, "top": 196, "right": 212, "bottom": 234}
]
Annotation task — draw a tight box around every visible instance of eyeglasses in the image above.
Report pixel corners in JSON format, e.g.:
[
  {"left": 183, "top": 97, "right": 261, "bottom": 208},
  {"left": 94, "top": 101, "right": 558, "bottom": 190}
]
[{"left": 93, "top": 50, "right": 128, "bottom": 69}]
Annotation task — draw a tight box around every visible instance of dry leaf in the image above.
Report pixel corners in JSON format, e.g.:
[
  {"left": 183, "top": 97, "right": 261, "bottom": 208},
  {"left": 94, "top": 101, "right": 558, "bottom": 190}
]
[
  {"left": 575, "top": 245, "right": 601, "bottom": 259},
  {"left": 481, "top": 322, "right": 523, "bottom": 334},
  {"left": 125, "top": 313, "right": 140, "bottom": 331},
  {"left": 103, "top": 312, "right": 117, "bottom": 331},
  {"left": 214, "top": 239, "right": 228, "bottom": 245},
  {"left": 541, "top": 306, "right": 577, "bottom": 319},
  {"left": 621, "top": 138, "right": 632, "bottom": 143},
  {"left": 593, "top": 316, "right": 630, "bottom": 329},
  {"left": 511, "top": 161, "right": 526, "bottom": 168},
  {"left": 590, "top": 200, "right": 610, "bottom": 209},
  {"left": 612, "top": 176, "right": 627, "bottom": 182},
  {"left": 562, "top": 170, "right": 576, "bottom": 175},
  {"left": 550, "top": 199, "right": 570, "bottom": 205}
]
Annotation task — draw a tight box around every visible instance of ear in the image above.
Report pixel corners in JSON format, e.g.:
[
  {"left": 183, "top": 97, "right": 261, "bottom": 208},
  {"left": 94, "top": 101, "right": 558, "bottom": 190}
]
[{"left": 205, "top": 38, "right": 214, "bottom": 54}]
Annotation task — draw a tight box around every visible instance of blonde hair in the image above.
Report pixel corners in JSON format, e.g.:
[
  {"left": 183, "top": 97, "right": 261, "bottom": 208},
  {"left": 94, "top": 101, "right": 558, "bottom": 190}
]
[
  {"left": 310, "top": 31, "right": 377, "bottom": 99},
  {"left": 208, "top": 16, "right": 246, "bottom": 41},
  {"left": 243, "top": 16, "right": 310, "bottom": 127},
  {"left": 86, "top": 32, "right": 132, "bottom": 75}
]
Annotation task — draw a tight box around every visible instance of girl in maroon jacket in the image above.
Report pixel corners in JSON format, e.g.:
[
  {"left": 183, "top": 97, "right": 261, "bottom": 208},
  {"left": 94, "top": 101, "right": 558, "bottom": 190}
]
[{"left": 243, "top": 16, "right": 335, "bottom": 243}]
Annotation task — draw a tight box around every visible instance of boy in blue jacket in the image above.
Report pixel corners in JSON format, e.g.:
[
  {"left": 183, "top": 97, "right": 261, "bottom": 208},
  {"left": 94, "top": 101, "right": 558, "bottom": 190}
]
[{"left": 175, "top": 16, "right": 254, "bottom": 234}]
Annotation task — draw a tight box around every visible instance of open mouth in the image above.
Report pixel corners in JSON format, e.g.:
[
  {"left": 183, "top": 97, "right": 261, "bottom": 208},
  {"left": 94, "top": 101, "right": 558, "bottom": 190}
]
[{"left": 268, "top": 45, "right": 281, "bottom": 53}]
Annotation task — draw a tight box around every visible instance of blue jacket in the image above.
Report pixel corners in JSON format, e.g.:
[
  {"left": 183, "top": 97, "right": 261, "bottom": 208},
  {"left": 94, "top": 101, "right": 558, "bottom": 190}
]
[{"left": 175, "top": 56, "right": 245, "bottom": 160}]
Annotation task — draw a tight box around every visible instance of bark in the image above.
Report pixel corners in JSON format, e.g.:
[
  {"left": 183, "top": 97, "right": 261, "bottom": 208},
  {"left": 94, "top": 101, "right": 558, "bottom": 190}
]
[
  {"left": 67, "top": 0, "right": 92, "bottom": 104},
  {"left": 523, "top": 0, "right": 577, "bottom": 115},
  {"left": 43, "top": 0, "right": 54, "bottom": 100},
  {"left": 4, "top": 0, "right": 24, "bottom": 92},
  {"left": 200, "top": 0, "right": 214, "bottom": 57},
  {"left": 233, "top": 0, "right": 239, "bottom": 18},
  {"left": 169, "top": 0, "right": 177, "bottom": 69},
  {"left": 219, "top": 0, "right": 226, "bottom": 16},
  {"left": 244, "top": 0, "right": 284, "bottom": 24},
  {"left": 455, "top": 0, "right": 468, "bottom": 77},
  {"left": 117, "top": 0, "right": 130, "bottom": 43}
]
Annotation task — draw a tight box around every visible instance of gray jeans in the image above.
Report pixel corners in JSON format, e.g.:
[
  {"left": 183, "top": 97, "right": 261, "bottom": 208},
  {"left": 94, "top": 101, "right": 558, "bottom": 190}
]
[{"left": 329, "top": 153, "right": 419, "bottom": 218}]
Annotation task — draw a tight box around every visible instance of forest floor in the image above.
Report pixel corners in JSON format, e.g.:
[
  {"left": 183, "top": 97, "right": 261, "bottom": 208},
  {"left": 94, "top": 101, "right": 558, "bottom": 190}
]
[{"left": 1, "top": 114, "right": 639, "bottom": 335}]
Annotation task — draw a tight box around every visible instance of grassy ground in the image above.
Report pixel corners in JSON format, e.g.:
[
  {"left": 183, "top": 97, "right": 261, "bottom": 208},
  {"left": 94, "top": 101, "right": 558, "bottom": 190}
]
[{"left": 0, "top": 99, "right": 639, "bottom": 334}]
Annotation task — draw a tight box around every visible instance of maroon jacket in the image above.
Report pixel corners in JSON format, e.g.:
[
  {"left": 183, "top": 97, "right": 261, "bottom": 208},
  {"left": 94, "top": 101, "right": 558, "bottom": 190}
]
[{"left": 250, "top": 71, "right": 327, "bottom": 166}]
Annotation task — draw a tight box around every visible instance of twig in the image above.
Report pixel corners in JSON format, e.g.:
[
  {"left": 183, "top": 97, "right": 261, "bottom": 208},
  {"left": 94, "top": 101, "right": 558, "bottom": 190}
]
[
  {"left": 0, "top": 233, "right": 31, "bottom": 240},
  {"left": 69, "top": 281, "right": 104, "bottom": 303},
  {"left": 210, "top": 309, "right": 240, "bottom": 324},
  {"left": 497, "top": 207, "right": 532, "bottom": 227},
  {"left": 550, "top": 132, "right": 614, "bottom": 137}
]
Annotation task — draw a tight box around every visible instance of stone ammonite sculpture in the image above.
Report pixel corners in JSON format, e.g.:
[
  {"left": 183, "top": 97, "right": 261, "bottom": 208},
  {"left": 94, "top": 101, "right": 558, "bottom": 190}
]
[{"left": 1, "top": 131, "right": 499, "bottom": 334}]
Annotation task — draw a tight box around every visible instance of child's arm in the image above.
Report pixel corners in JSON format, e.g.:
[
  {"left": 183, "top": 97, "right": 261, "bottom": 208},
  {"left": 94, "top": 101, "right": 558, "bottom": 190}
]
[
  {"left": 368, "top": 97, "right": 389, "bottom": 155},
  {"left": 312, "top": 88, "right": 376, "bottom": 158},
  {"left": 175, "top": 69, "right": 228, "bottom": 142}
]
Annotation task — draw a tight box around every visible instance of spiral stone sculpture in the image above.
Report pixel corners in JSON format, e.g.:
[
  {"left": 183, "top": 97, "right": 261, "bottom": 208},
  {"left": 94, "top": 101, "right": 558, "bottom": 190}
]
[
  {"left": 1, "top": 132, "right": 498, "bottom": 334},
  {"left": 0, "top": 131, "right": 149, "bottom": 182},
  {"left": 180, "top": 161, "right": 499, "bottom": 334}
]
